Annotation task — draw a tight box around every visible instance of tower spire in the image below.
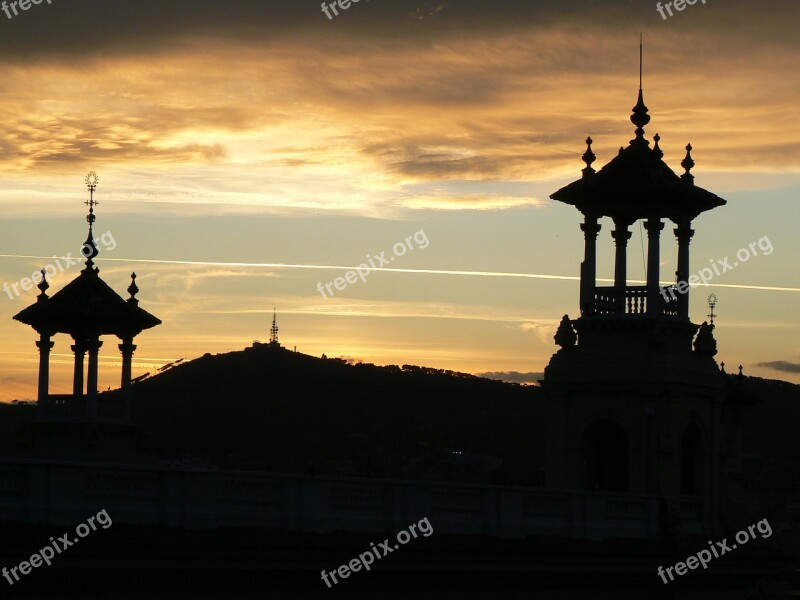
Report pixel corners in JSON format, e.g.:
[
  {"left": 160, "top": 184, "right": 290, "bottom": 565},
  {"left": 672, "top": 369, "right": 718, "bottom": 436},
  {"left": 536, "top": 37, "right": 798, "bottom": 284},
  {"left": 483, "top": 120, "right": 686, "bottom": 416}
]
[
  {"left": 82, "top": 171, "right": 100, "bottom": 270},
  {"left": 707, "top": 294, "right": 718, "bottom": 328},
  {"left": 630, "top": 35, "right": 650, "bottom": 145},
  {"left": 639, "top": 32, "right": 643, "bottom": 90},
  {"left": 269, "top": 308, "right": 279, "bottom": 345}
]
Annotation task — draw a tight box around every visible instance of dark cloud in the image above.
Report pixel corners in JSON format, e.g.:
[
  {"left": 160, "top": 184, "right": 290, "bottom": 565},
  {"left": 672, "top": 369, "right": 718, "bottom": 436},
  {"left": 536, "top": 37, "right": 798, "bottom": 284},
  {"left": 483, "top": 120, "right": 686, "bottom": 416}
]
[
  {"left": 0, "top": 0, "right": 795, "bottom": 177},
  {"left": 478, "top": 371, "right": 543, "bottom": 385},
  {"left": 758, "top": 361, "right": 800, "bottom": 374},
  {"left": 0, "top": 0, "right": 795, "bottom": 61}
]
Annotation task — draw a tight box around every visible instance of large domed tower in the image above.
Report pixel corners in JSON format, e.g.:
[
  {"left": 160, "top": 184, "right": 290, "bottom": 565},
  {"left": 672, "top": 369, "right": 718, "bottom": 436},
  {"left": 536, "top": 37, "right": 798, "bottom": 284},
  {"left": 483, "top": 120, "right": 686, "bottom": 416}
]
[{"left": 541, "top": 67, "right": 728, "bottom": 535}]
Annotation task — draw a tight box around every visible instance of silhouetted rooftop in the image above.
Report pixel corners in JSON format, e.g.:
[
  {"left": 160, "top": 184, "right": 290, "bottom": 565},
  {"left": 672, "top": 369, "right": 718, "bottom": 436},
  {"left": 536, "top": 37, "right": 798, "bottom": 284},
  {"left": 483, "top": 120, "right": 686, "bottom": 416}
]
[
  {"left": 551, "top": 89, "right": 726, "bottom": 222},
  {"left": 13, "top": 267, "right": 161, "bottom": 337}
]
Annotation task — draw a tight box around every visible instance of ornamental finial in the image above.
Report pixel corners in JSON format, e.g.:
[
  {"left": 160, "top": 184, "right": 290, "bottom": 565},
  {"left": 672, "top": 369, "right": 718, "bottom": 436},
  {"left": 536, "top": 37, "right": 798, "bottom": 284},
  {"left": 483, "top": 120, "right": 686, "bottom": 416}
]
[
  {"left": 37, "top": 268, "right": 49, "bottom": 302},
  {"left": 554, "top": 315, "right": 577, "bottom": 349},
  {"left": 82, "top": 171, "right": 100, "bottom": 269},
  {"left": 127, "top": 272, "right": 140, "bottom": 305},
  {"left": 693, "top": 321, "right": 718, "bottom": 357},
  {"left": 681, "top": 143, "right": 695, "bottom": 184},
  {"left": 652, "top": 133, "right": 663, "bottom": 159},
  {"left": 707, "top": 293, "right": 717, "bottom": 327},
  {"left": 582, "top": 137, "right": 596, "bottom": 177},
  {"left": 630, "top": 88, "right": 651, "bottom": 145},
  {"left": 84, "top": 171, "right": 99, "bottom": 224}
]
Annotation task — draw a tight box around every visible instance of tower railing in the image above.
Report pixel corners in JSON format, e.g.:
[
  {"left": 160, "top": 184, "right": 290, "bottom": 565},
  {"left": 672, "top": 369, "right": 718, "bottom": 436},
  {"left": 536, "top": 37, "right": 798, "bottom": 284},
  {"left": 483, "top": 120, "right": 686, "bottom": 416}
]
[{"left": 590, "top": 285, "right": 679, "bottom": 317}]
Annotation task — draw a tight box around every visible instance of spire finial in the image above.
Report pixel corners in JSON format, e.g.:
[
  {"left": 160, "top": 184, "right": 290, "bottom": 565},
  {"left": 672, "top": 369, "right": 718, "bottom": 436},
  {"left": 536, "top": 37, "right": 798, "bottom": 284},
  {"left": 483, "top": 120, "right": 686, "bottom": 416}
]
[
  {"left": 707, "top": 293, "right": 717, "bottom": 327},
  {"left": 630, "top": 36, "right": 650, "bottom": 145},
  {"left": 127, "top": 272, "right": 139, "bottom": 305},
  {"left": 581, "top": 136, "right": 596, "bottom": 177},
  {"left": 85, "top": 171, "right": 98, "bottom": 214},
  {"left": 269, "top": 308, "right": 279, "bottom": 345},
  {"left": 82, "top": 171, "right": 100, "bottom": 270},
  {"left": 681, "top": 143, "right": 695, "bottom": 183},
  {"left": 37, "top": 268, "right": 49, "bottom": 302}
]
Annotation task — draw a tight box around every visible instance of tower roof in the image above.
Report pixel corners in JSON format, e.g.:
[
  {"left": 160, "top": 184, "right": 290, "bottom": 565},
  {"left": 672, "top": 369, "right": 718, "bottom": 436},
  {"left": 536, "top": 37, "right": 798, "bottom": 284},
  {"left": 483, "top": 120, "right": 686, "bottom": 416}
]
[
  {"left": 13, "top": 267, "right": 161, "bottom": 337},
  {"left": 551, "top": 84, "right": 726, "bottom": 223},
  {"left": 13, "top": 172, "right": 161, "bottom": 338}
]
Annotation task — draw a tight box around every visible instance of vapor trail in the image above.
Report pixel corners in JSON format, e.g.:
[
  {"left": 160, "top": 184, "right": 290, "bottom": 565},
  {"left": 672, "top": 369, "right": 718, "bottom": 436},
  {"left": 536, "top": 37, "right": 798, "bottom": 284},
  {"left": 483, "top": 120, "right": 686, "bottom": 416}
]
[{"left": 0, "top": 254, "right": 797, "bottom": 293}]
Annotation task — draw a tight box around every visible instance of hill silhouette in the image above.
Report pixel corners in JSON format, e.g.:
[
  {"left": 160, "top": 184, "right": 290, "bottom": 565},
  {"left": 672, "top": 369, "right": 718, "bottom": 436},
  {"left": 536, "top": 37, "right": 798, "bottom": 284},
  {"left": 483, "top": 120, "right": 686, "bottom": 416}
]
[
  {"left": 121, "top": 346, "right": 800, "bottom": 508},
  {"left": 3, "top": 347, "right": 799, "bottom": 499},
  {"left": 123, "top": 344, "right": 544, "bottom": 483}
]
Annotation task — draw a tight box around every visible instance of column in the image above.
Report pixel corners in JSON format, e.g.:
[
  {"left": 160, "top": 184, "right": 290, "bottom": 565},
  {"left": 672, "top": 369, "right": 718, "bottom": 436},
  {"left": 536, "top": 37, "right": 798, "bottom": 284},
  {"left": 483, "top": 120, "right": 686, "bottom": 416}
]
[
  {"left": 71, "top": 341, "right": 87, "bottom": 397},
  {"left": 85, "top": 337, "right": 103, "bottom": 419},
  {"left": 644, "top": 218, "right": 665, "bottom": 314},
  {"left": 119, "top": 338, "right": 137, "bottom": 422},
  {"left": 35, "top": 333, "right": 54, "bottom": 417},
  {"left": 611, "top": 222, "right": 632, "bottom": 314},
  {"left": 579, "top": 217, "right": 601, "bottom": 315},
  {"left": 674, "top": 223, "right": 695, "bottom": 319}
]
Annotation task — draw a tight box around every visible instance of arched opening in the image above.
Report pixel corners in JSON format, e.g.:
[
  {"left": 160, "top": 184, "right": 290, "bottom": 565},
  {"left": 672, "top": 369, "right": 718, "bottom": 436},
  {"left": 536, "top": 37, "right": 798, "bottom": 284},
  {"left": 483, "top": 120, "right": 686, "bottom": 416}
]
[
  {"left": 680, "top": 423, "right": 704, "bottom": 495},
  {"left": 581, "top": 420, "right": 629, "bottom": 492}
]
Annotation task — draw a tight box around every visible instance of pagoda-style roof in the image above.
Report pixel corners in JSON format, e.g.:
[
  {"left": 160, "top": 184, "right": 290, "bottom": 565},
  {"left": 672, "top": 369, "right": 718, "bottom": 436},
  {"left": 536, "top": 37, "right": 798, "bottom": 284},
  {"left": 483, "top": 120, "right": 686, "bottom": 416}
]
[
  {"left": 14, "top": 267, "right": 161, "bottom": 338},
  {"left": 551, "top": 89, "right": 726, "bottom": 223},
  {"left": 14, "top": 171, "right": 161, "bottom": 340}
]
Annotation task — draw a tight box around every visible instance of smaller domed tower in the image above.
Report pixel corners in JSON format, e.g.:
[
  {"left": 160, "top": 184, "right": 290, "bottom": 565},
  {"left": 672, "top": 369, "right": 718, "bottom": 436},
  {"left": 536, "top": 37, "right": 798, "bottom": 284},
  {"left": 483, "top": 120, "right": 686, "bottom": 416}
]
[{"left": 13, "top": 173, "right": 161, "bottom": 458}]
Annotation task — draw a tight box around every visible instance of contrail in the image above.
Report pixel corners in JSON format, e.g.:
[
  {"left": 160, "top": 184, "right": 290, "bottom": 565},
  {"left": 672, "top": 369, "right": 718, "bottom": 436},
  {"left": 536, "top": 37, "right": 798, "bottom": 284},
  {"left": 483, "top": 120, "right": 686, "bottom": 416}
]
[
  {"left": 0, "top": 253, "right": 588, "bottom": 282},
  {"left": 0, "top": 254, "right": 798, "bottom": 293}
]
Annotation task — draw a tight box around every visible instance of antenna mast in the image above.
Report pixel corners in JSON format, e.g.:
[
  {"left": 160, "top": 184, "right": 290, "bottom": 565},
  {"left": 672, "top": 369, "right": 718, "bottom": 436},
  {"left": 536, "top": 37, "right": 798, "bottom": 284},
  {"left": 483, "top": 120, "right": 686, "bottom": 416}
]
[{"left": 269, "top": 309, "right": 279, "bottom": 345}]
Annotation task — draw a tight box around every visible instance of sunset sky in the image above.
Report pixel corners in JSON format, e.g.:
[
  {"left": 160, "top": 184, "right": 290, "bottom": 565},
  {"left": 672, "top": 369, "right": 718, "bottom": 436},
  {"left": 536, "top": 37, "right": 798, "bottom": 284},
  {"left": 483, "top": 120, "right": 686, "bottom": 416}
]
[{"left": 0, "top": 0, "right": 798, "bottom": 400}]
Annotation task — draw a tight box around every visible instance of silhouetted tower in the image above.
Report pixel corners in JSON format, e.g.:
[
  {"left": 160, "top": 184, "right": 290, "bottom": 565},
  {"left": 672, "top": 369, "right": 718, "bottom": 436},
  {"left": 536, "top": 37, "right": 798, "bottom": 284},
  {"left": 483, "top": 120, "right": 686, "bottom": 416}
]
[
  {"left": 542, "top": 53, "right": 729, "bottom": 536},
  {"left": 269, "top": 309, "right": 279, "bottom": 346},
  {"left": 13, "top": 172, "right": 161, "bottom": 434}
]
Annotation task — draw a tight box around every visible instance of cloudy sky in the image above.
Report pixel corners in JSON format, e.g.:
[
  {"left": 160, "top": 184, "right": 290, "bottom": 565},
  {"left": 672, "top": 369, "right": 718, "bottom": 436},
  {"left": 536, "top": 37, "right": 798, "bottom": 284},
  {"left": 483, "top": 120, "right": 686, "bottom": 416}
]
[{"left": 0, "top": 0, "right": 797, "bottom": 400}]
